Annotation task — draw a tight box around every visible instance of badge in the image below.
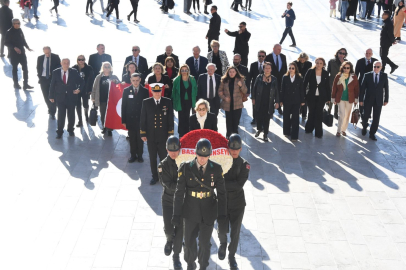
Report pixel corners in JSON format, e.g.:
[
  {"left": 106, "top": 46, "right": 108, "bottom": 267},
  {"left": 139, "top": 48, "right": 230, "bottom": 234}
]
[
  {"left": 246, "top": 164, "right": 251, "bottom": 170},
  {"left": 129, "top": 95, "right": 134, "bottom": 98},
  {"left": 178, "top": 172, "right": 182, "bottom": 177},
  {"left": 158, "top": 167, "right": 162, "bottom": 173}
]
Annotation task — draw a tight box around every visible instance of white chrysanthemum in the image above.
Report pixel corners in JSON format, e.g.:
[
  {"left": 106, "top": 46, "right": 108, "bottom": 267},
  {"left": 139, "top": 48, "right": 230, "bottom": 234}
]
[{"left": 176, "top": 153, "right": 233, "bottom": 174}]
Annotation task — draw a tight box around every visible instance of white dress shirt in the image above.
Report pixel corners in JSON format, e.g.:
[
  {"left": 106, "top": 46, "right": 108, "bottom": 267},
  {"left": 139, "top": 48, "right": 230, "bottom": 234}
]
[
  {"left": 290, "top": 75, "right": 295, "bottom": 83},
  {"left": 194, "top": 57, "right": 200, "bottom": 70},
  {"left": 154, "top": 97, "right": 161, "bottom": 105},
  {"left": 258, "top": 61, "right": 264, "bottom": 71},
  {"left": 42, "top": 55, "right": 51, "bottom": 77},
  {"left": 133, "top": 55, "right": 139, "bottom": 67},
  {"left": 315, "top": 75, "right": 321, "bottom": 96},
  {"left": 365, "top": 57, "right": 372, "bottom": 66},
  {"left": 206, "top": 74, "right": 216, "bottom": 99},
  {"left": 61, "top": 69, "right": 69, "bottom": 82}
]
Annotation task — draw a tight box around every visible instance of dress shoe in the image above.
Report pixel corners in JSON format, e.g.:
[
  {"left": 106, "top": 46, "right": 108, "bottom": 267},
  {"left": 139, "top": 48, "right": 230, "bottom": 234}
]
[
  {"left": 56, "top": 134, "right": 62, "bottom": 139},
  {"left": 107, "top": 130, "right": 113, "bottom": 136},
  {"left": 150, "top": 178, "right": 158, "bottom": 185},
  {"left": 248, "top": 8, "right": 252, "bottom": 11},
  {"left": 23, "top": 84, "right": 34, "bottom": 90},
  {"left": 218, "top": 243, "right": 227, "bottom": 260},
  {"left": 204, "top": 10, "right": 209, "bottom": 14},
  {"left": 369, "top": 134, "right": 377, "bottom": 141},
  {"left": 228, "top": 256, "right": 238, "bottom": 270},
  {"left": 76, "top": 121, "right": 83, "bottom": 127},
  {"left": 254, "top": 130, "right": 262, "bottom": 137},
  {"left": 128, "top": 156, "right": 137, "bottom": 163},
  {"left": 51, "top": 115, "right": 56, "bottom": 120},
  {"left": 173, "top": 255, "right": 183, "bottom": 270},
  {"left": 390, "top": 65, "right": 399, "bottom": 74},
  {"left": 164, "top": 241, "right": 173, "bottom": 256},
  {"left": 138, "top": 157, "right": 144, "bottom": 163},
  {"left": 263, "top": 134, "right": 269, "bottom": 142},
  {"left": 361, "top": 127, "right": 367, "bottom": 136},
  {"left": 14, "top": 83, "right": 22, "bottom": 89},
  {"left": 69, "top": 131, "right": 75, "bottom": 136},
  {"left": 187, "top": 262, "right": 197, "bottom": 270},
  {"left": 251, "top": 119, "right": 256, "bottom": 125},
  {"left": 278, "top": 108, "right": 283, "bottom": 115},
  {"left": 315, "top": 135, "right": 323, "bottom": 139},
  {"left": 101, "top": 128, "right": 106, "bottom": 134},
  {"left": 289, "top": 44, "right": 296, "bottom": 47},
  {"left": 127, "top": 14, "right": 130, "bottom": 21},
  {"left": 134, "top": 19, "right": 140, "bottom": 23}
]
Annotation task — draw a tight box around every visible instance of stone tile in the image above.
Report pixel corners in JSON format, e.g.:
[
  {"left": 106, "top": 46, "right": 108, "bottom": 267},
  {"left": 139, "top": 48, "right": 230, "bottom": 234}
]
[
  {"left": 300, "top": 224, "right": 327, "bottom": 244},
  {"left": 273, "top": 219, "right": 301, "bottom": 236},
  {"left": 305, "top": 243, "right": 335, "bottom": 267},
  {"left": 270, "top": 205, "right": 297, "bottom": 220},
  {"left": 296, "top": 207, "right": 321, "bottom": 224},
  {"left": 276, "top": 236, "right": 306, "bottom": 253},
  {"left": 364, "top": 236, "right": 401, "bottom": 260},
  {"left": 93, "top": 239, "right": 127, "bottom": 267},
  {"left": 279, "top": 252, "right": 311, "bottom": 269},
  {"left": 328, "top": 241, "right": 357, "bottom": 267},
  {"left": 354, "top": 215, "right": 387, "bottom": 237},
  {"left": 322, "top": 220, "right": 347, "bottom": 241}
]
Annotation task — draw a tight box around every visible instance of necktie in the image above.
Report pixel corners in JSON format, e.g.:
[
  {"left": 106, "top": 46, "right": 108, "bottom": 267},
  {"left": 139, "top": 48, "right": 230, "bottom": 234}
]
[
  {"left": 209, "top": 76, "right": 214, "bottom": 99},
  {"left": 195, "top": 59, "right": 199, "bottom": 73},
  {"left": 375, "top": 74, "right": 378, "bottom": 86},
  {"left": 276, "top": 56, "right": 280, "bottom": 72},
  {"left": 259, "top": 63, "right": 263, "bottom": 73},
  {"left": 367, "top": 60, "right": 370, "bottom": 65},
  {"left": 46, "top": 57, "right": 50, "bottom": 79},
  {"left": 156, "top": 100, "right": 159, "bottom": 106},
  {"left": 199, "top": 165, "right": 204, "bottom": 178},
  {"left": 63, "top": 72, "right": 67, "bottom": 84}
]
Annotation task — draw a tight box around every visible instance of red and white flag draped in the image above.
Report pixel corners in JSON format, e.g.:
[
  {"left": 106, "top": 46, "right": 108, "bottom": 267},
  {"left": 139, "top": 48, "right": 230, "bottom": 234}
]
[{"left": 105, "top": 82, "right": 130, "bottom": 130}]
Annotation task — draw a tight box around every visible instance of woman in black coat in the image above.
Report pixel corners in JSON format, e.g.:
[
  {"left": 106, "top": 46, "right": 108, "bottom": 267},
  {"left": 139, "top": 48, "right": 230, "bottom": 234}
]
[
  {"left": 73, "top": 55, "right": 94, "bottom": 126},
  {"left": 146, "top": 62, "right": 172, "bottom": 98},
  {"left": 164, "top": 57, "right": 179, "bottom": 81},
  {"left": 251, "top": 62, "right": 279, "bottom": 142},
  {"left": 294, "top": 52, "right": 312, "bottom": 119},
  {"left": 280, "top": 62, "right": 305, "bottom": 141},
  {"left": 189, "top": 99, "right": 218, "bottom": 131},
  {"left": 122, "top": 61, "right": 141, "bottom": 84},
  {"left": 303, "top": 57, "right": 331, "bottom": 138}
]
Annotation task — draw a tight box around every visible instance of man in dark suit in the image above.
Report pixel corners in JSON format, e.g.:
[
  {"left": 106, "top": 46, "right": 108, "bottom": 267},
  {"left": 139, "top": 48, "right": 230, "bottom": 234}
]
[
  {"left": 122, "top": 45, "right": 148, "bottom": 80},
  {"left": 197, "top": 63, "right": 221, "bottom": 116},
  {"left": 5, "top": 18, "right": 33, "bottom": 90},
  {"left": 206, "top": 5, "right": 221, "bottom": 52},
  {"left": 172, "top": 139, "right": 227, "bottom": 270},
  {"left": 248, "top": 50, "right": 266, "bottom": 125},
  {"left": 265, "top": 44, "right": 287, "bottom": 114},
  {"left": 380, "top": 10, "right": 398, "bottom": 74},
  {"left": 359, "top": 61, "right": 389, "bottom": 141},
  {"left": 140, "top": 84, "right": 174, "bottom": 185},
  {"left": 37, "top": 46, "right": 61, "bottom": 119},
  {"left": 355, "top": 48, "right": 377, "bottom": 119},
  {"left": 88, "top": 44, "right": 113, "bottom": 77},
  {"left": 185, "top": 46, "right": 209, "bottom": 79},
  {"left": 49, "top": 58, "right": 85, "bottom": 138},
  {"left": 225, "top": 22, "right": 251, "bottom": 67},
  {"left": 0, "top": 0, "right": 13, "bottom": 57},
  {"left": 122, "top": 73, "right": 149, "bottom": 163},
  {"left": 156, "top": 45, "right": 179, "bottom": 68}
]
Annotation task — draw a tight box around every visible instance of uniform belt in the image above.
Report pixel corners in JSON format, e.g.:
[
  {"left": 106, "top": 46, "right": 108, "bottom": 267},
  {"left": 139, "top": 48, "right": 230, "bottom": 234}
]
[{"left": 188, "top": 190, "right": 212, "bottom": 199}]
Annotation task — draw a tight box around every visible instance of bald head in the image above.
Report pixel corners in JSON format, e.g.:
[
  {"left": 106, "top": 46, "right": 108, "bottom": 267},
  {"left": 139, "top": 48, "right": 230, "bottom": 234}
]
[{"left": 273, "top": 44, "right": 282, "bottom": 55}]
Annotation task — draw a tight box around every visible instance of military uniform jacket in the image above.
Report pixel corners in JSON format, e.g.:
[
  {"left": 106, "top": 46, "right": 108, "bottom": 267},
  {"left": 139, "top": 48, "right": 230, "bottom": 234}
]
[
  {"left": 121, "top": 85, "right": 149, "bottom": 130},
  {"left": 140, "top": 97, "right": 174, "bottom": 142},
  {"left": 174, "top": 158, "right": 227, "bottom": 225},
  {"left": 224, "top": 156, "right": 250, "bottom": 210},
  {"left": 158, "top": 156, "right": 179, "bottom": 207}
]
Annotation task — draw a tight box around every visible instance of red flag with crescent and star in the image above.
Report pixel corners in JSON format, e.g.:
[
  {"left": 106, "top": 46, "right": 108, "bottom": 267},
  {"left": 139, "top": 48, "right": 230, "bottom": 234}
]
[{"left": 104, "top": 82, "right": 130, "bottom": 130}]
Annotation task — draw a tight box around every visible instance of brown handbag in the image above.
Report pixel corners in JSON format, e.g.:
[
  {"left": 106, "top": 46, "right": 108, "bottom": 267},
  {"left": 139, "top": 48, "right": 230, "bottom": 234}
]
[
  {"left": 239, "top": 79, "right": 248, "bottom": 102},
  {"left": 350, "top": 105, "right": 360, "bottom": 128}
]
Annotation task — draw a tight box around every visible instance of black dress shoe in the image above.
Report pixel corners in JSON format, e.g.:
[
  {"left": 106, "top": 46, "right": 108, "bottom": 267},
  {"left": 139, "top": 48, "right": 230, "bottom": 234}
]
[
  {"left": 187, "top": 262, "right": 197, "bottom": 270},
  {"left": 126, "top": 135, "right": 130, "bottom": 140},
  {"left": 228, "top": 256, "right": 238, "bottom": 270},
  {"left": 173, "top": 255, "right": 182, "bottom": 270},
  {"left": 128, "top": 156, "right": 137, "bottom": 163},
  {"left": 255, "top": 130, "right": 262, "bottom": 138},
  {"left": 14, "top": 83, "right": 22, "bottom": 89},
  {"left": 23, "top": 84, "right": 34, "bottom": 90},
  {"left": 127, "top": 14, "right": 130, "bottom": 20},
  {"left": 263, "top": 134, "right": 269, "bottom": 142},
  {"left": 362, "top": 127, "right": 367, "bottom": 136},
  {"left": 107, "top": 130, "right": 113, "bottom": 136},
  {"left": 101, "top": 128, "right": 106, "bottom": 134},
  {"left": 56, "top": 134, "right": 62, "bottom": 139},
  {"left": 150, "top": 178, "right": 158, "bottom": 185},
  {"left": 251, "top": 119, "right": 256, "bottom": 125},
  {"left": 390, "top": 65, "right": 399, "bottom": 74},
  {"left": 218, "top": 243, "right": 227, "bottom": 260},
  {"left": 69, "top": 131, "right": 75, "bottom": 136},
  {"left": 138, "top": 157, "right": 144, "bottom": 163},
  {"left": 369, "top": 134, "right": 377, "bottom": 141},
  {"left": 164, "top": 241, "right": 173, "bottom": 256},
  {"left": 76, "top": 121, "right": 83, "bottom": 127},
  {"left": 204, "top": 10, "right": 209, "bottom": 14}
]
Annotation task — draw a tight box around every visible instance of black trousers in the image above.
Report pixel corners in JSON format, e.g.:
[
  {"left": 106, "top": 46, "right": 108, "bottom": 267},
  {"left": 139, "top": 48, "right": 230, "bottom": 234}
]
[
  {"left": 256, "top": 109, "right": 271, "bottom": 135},
  {"left": 380, "top": 46, "right": 396, "bottom": 72},
  {"left": 107, "top": 2, "right": 119, "bottom": 18},
  {"left": 0, "top": 33, "right": 6, "bottom": 56},
  {"left": 128, "top": 0, "right": 138, "bottom": 19},
  {"left": 300, "top": 102, "right": 307, "bottom": 118},
  {"left": 208, "top": 36, "right": 219, "bottom": 52},
  {"left": 86, "top": 0, "right": 93, "bottom": 13},
  {"left": 178, "top": 101, "right": 192, "bottom": 138},
  {"left": 218, "top": 207, "right": 245, "bottom": 257},
  {"left": 40, "top": 77, "right": 56, "bottom": 116},
  {"left": 362, "top": 99, "right": 382, "bottom": 136},
  {"left": 283, "top": 103, "right": 300, "bottom": 140},
  {"left": 280, "top": 26, "right": 296, "bottom": 45},
  {"left": 162, "top": 203, "right": 183, "bottom": 255},
  {"left": 128, "top": 128, "right": 144, "bottom": 158},
  {"left": 207, "top": 98, "right": 219, "bottom": 116},
  {"left": 366, "top": 1, "right": 375, "bottom": 17},
  {"left": 147, "top": 140, "right": 167, "bottom": 180},
  {"left": 186, "top": 0, "right": 192, "bottom": 12},
  {"left": 57, "top": 99, "right": 76, "bottom": 135},
  {"left": 225, "top": 108, "right": 242, "bottom": 137},
  {"left": 240, "top": 54, "right": 248, "bottom": 67},
  {"left": 184, "top": 218, "right": 214, "bottom": 269},
  {"left": 100, "top": 102, "right": 108, "bottom": 129},
  {"left": 305, "top": 96, "right": 325, "bottom": 137},
  {"left": 246, "top": 0, "right": 252, "bottom": 9},
  {"left": 76, "top": 92, "right": 89, "bottom": 123},
  {"left": 192, "top": 0, "right": 200, "bottom": 10},
  {"left": 51, "top": 0, "right": 59, "bottom": 13},
  {"left": 10, "top": 54, "right": 28, "bottom": 84}
]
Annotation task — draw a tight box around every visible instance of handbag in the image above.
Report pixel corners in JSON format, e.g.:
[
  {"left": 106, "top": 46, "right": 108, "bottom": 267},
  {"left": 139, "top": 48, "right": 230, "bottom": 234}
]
[
  {"left": 239, "top": 80, "right": 248, "bottom": 102},
  {"left": 322, "top": 103, "right": 334, "bottom": 127},
  {"left": 89, "top": 104, "right": 98, "bottom": 126},
  {"left": 350, "top": 104, "right": 360, "bottom": 128}
]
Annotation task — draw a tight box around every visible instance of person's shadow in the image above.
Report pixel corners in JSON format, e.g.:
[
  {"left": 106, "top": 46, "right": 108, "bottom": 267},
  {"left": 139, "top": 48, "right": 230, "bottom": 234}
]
[
  {"left": 13, "top": 90, "right": 37, "bottom": 128},
  {"left": 52, "top": 17, "right": 67, "bottom": 27}
]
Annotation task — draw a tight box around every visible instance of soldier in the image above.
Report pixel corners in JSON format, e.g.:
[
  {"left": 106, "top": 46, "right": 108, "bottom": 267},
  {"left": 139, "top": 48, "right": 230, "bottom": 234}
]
[
  {"left": 121, "top": 73, "right": 149, "bottom": 163},
  {"left": 217, "top": 134, "right": 250, "bottom": 270},
  {"left": 157, "top": 136, "right": 183, "bottom": 270},
  {"left": 172, "top": 139, "right": 227, "bottom": 270},
  {"left": 140, "top": 84, "right": 174, "bottom": 185}
]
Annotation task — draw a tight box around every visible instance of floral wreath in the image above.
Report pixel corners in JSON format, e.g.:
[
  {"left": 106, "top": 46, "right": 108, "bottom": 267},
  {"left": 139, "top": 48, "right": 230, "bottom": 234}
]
[{"left": 175, "top": 129, "right": 233, "bottom": 174}]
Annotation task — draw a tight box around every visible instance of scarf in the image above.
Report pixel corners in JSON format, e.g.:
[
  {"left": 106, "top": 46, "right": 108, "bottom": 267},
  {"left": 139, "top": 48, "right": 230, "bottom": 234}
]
[
  {"left": 338, "top": 73, "right": 350, "bottom": 91},
  {"left": 196, "top": 113, "right": 207, "bottom": 129}
]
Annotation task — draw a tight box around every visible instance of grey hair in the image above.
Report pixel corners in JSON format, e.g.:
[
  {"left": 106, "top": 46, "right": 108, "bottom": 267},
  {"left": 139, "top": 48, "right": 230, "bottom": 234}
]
[
  {"left": 133, "top": 45, "right": 140, "bottom": 50},
  {"left": 194, "top": 98, "right": 210, "bottom": 112},
  {"left": 193, "top": 46, "right": 201, "bottom": 51},
  {"left": 373, "top": 60, "right": 382, "bottom": 66},
  {"left": 12, "top": 18, "right": 20, "bottom": 24},
  {"left": 43, "top": 46, "right": 51, "bottom": 51},
  {"left": 206, "top": 63, "right": 217, "bottom": 70}
]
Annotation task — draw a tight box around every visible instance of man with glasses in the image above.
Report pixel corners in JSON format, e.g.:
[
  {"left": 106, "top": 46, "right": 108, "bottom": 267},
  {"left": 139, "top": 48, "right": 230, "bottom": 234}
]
[
  {"left": 36, "top": 46, "right": 61, "bottom": 119},
  {"left": 5, "top": 18, "right": 33, "bottom": 90},
  {"left": 88, "top": 44, "right": 112, "bottom": 77},
  {"left": 122, "top": 45, "right": 148, "bottom": 80},
  {"left": 206, "top": 5, "right": 221, "bottom": 52},
  {"left": 248, "top": 50, "right": 266, "bottom": 125},
  {"left": 225, "top": 22, "right": 251, "bottom": 67},
  {"left": 380, "top": 10, "right": 398, "bottom": 74},
  {"left": 359, "top": 61, "right": 389, "bottom": 141}
]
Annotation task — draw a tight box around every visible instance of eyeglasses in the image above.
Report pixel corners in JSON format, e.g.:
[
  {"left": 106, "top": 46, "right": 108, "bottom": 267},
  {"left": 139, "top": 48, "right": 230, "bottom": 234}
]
[
  {"left": 343, "top": 67, "right": 350, "bottom": 70},
  {"left": 132, "top": 49, "right": 139, "bottom": 51},
  {"left": 180, "top": 70, "right": 189, "bottom": 72},
  {"left": 338, "top": 52, "right": 347, "bottom": 55},
  {"left": 289, "top": 67, "right": 295, "bottom": 70},
  {"left": 197, "top": 108, "right": 207, "bottom": 111},
  {"left": 238, "top": 25, "right": 244, "bottom": 28},
  {"left": 103, "top": 66, "right": 111, "bottom": 69},
  {"left": 14, "top": 22, "right": 21, "bottom": 25},
  {"left": 258, "top": 55, "right": 265, "bottom": 58},
  {"left": 78, "top": 59, "right": 85, "bottom": 61},
  {"left": 373, "top": 66, "right": 381, "bottom": 68}
]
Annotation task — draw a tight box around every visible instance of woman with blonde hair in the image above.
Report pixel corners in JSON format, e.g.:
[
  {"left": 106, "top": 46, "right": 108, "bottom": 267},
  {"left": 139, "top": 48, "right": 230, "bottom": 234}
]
[
  {"left": 207, "top": 40, "right": 230, "bottom": 76},
  {"left": 91, "top": 61, "right": 120, "bottom": 136},
  {"left": 189, "top": 98, "right": 218, "bottom": 131},
  {"left": 146, "top": 62, "right": 172, "bottom": 98},
  {"left": 171, "top": 64, "right": 198, "bottom": 137}
]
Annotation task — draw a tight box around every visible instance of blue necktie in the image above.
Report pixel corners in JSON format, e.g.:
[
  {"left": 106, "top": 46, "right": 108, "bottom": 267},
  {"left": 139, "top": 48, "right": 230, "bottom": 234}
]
[
  {"left": 194, "top": 59, "right": 199, "bottom": 73},
  {"left": 375, "top": 74, "right": 378, "bottom": 86},
  {"left": 46, "top": 57, "right": 50, "bottom": 79}
]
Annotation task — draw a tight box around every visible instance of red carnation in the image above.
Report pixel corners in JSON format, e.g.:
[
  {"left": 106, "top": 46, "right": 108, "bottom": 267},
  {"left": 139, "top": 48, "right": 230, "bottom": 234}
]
[{"left": 180, "top": 129, "right": 228, "bottom": 149}]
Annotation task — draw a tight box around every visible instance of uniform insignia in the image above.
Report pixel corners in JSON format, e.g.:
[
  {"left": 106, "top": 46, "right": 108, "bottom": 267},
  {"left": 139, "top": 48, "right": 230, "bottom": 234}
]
[
  {"left": 158, "top": 167, "right": 162, "bottom": 173},
  {"left": 178, "top": 172, "right": 182, "bottom": 177},
  {"left": 246, "top": 164, "right": 251, "bottom": 170}
]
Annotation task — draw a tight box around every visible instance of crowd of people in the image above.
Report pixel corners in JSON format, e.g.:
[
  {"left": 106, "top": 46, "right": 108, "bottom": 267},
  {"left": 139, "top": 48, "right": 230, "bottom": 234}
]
[{"left": 0, "top": 1, "right": 402, "bottom": 269}]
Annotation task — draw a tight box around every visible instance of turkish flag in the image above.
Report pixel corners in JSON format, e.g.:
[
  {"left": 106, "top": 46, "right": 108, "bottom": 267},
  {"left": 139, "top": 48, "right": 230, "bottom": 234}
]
[
  {"left": 145, "top": 83, "right": 166, "bottom": 97},
  {"left": 105, "top": 82, "right": 130, "bottom": 130}
]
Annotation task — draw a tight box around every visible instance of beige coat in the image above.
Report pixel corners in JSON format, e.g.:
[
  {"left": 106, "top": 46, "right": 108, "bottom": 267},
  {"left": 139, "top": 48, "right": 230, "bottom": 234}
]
[
  {"left": 394, "top": 7, "right": 406, "bottom": 38},
  {"left": 91, "top": 73, "right": 120, "bottom": 106},
  {"left": 218, "top": 78, "right": 248, "bottom": 111}
]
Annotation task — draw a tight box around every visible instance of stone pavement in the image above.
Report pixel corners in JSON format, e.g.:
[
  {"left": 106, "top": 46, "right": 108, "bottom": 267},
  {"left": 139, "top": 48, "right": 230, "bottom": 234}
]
[{"left": 1, "top": 0, "right": 406, "bottom": 269}]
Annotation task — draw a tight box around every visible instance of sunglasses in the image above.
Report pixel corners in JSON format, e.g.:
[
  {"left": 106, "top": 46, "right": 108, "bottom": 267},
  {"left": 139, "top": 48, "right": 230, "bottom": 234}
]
[
  {"left": 258, "top": 55, "right": 265, "bottom": 58},
  {"left": 180, "top": 70, "right": 189, "bottom": 72},
  {"left": 78, "top": 59, "right": 85, "bottom": 61},
  {"left": 338, "top": 52, "right": 347, "bottom": 55},
  {"left": 197, "top": 108, "right": 207, "bottom": 111},
  {"left": 238, "top": 25, "right": 244, "bottom": 28},
  {"left": 132, "top": 49, "right": 139, "bottom": 51},
  {"left": 373, "top": 66, "right": 381, "bottom": 68},
  {"left": 289, "top": 67, "right": 295, "bottom": 70},
  {"left": 343, "top": 67, "right": 350, "bottom": 69}
]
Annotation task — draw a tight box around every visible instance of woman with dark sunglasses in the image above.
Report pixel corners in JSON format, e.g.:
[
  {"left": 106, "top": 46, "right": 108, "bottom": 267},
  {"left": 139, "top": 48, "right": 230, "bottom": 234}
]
[
  {"left": 328, "top": 48, "right": 348, "bottom": 120},
  {"left": 280, "top": 62, "right": 304, "bottom": 142},
  {"left": 72, "top": 55, "right": 94, "bottom": 126}
]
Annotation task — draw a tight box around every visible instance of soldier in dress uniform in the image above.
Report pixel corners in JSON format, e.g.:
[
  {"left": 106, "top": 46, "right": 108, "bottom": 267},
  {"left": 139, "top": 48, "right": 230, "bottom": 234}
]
[
  {"left": 172, "top": 139, "right": 227, "bottom": 270},
  {"left": 122, "top": 73, "right": 149, "bottom": 163},
  {"left": 157, "top": 136, "right": 183, "bottom": 270},
  {"left": 217, "top": 134, "right": 250, "bottom": 270},
  {"left": 140, "top": 84, "right": 174, "bottom": 185}
]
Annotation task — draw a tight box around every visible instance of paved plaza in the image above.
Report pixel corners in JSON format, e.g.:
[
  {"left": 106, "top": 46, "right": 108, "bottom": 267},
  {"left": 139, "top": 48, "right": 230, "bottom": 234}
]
[{"left": 1, "top": 0, "right": 406, "bottom": 269}]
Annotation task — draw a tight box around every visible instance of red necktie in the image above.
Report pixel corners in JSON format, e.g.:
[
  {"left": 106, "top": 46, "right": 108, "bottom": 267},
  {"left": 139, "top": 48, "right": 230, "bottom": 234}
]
[
  {"left": 63, "top": 72, "right": 67, "bottom": 84},
  {"left": 367, "top": 60, "right": 370, "bottom": 65}
]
